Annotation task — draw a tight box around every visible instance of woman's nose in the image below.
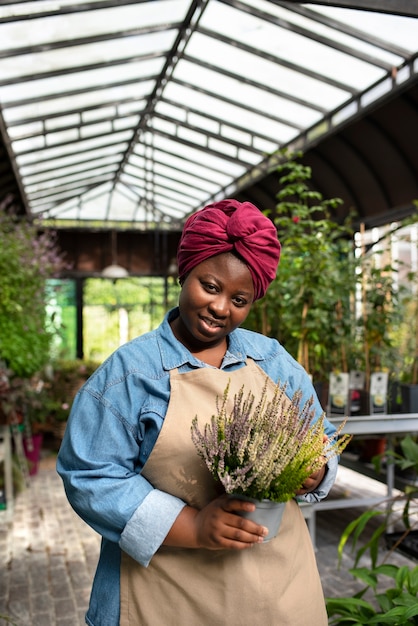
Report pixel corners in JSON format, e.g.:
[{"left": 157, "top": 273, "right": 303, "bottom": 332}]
[{"left": 208, "top": 296, "right": 229, "bottom": 317}]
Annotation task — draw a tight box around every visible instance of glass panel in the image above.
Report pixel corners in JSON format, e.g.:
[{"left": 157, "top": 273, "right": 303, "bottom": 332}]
[{"left": 0, "top": 0, "right": 416, "bottom": 228}]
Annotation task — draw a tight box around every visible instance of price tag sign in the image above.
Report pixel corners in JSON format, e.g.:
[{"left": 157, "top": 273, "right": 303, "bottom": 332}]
[
  {"left": 328, "top": 372, "right": 350, "bottom": 416},
  {"left": 370, "top": 372, "right": 388, "bottom": 414},
  {"left": 349, "top": 371, "right": 365, "bottom": 390}
]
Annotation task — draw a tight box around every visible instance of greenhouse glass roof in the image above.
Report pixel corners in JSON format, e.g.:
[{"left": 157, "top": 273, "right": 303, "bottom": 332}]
[{"left": 0, "top": 0, "right": 417, "bottom": 230}]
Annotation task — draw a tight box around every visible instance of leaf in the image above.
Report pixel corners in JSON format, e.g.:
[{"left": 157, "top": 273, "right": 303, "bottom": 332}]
[
  {"left": 373, "top": 564, "right": 403, "bottom": 581},
  {"left": 337, "top": 510, "right": 383, "bottom": 564},
  {"left": 349, "top": 567, "right": 378, "bottom": 588},
  {"left": 326, "top": 596, "right": 375, "bottom": 620},
  {"left": 367, "top": 605, "right": 418, "bottom": 624},
  {"left": 400, "top": 435, "right": 418, "bottom": 469}
]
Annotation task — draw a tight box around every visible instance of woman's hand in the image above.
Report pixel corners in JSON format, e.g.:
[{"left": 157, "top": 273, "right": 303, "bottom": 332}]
[
  {"left": 296, "top": 434, "right": 328, "bottom": 496},
  {"left": 295, "top": 463, "right": 326, "bottom": 495},
  {"left": 163, "top": 495, "right": 268, "bottom": 551}
]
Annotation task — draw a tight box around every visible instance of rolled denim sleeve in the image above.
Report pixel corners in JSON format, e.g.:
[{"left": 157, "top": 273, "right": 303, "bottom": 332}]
[
  {"left": 120, "top": 490, "right": 186, "bottom": 566},
  {"left": 57, "top": 379, "right": 173, "bottom": 545}
]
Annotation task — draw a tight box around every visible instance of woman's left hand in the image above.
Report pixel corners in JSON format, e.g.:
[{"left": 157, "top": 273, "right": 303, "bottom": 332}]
[
  {"left": 296, "top": 435, "right": 328, "bottom": 495},
  {"left": 295, "top": 463, "right": 326, "bottom": 495}
]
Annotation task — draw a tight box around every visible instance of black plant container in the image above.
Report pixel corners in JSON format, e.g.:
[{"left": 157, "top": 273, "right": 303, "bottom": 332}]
[{"left": 400, "top": 384, "right": 418, "bottom": 413}]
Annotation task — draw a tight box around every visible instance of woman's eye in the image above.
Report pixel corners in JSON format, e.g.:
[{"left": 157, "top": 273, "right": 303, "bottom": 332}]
[
  {"left": 233, "top": 297, "right": 247, "bottom": 307},
  {"left": 202, "top": 282, "right": 217, "bottom": 292}
]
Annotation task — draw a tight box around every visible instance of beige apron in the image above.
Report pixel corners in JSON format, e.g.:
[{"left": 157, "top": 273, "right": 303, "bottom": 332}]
[{"left": 120, "top": 360, "right": 327, "bottom": 625}]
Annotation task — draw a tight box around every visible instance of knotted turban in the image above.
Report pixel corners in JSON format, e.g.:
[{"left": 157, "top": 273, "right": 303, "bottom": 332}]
[{"left": 177, "top": 199, "right": 281, "bottom": 301}]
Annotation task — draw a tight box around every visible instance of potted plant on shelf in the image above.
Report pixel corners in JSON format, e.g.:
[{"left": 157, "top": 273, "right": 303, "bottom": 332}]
[
  {"left": 397, "top": 253, "right": 418, "bottom": 413},
  {"left": 244, "top": 150, "right": 358, "bottom": 406},
  {"left": 0, "top": 208, "right": 68, "bottom": 469},
  {"left": 42, "top": 359, "right": 99, "bottom": 443},
  {"left": 0, "top": 365, "right": 50, "bottom": 475},
  {"left": 191, "top": 377, "right": 351, "bottom": 541}
]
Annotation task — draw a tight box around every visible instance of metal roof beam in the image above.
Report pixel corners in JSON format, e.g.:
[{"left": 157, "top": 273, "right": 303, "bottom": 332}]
[
  {"left": 125, "top": 163, "right": 216, "bottom": 195},
  {"left": 179, "top": 54, "right": 327, "bottom": 114},
  {"left": 21, "top": 154, "right": 123, "bottom": 180},
  {"left": 132, "top": 143, "right": 232, "bottom": 180},
  {"left": 25, "top": 164, "right": 118, "bottom": 190},
  {"left": 0, "top": 105, "right": 29, "bottom": 213},
  {"left": 27, "top": 174, "right": 114, "bottom": 202},
  {"left": 1, "top": 74, "right": 156, "bottom": 110},
  {"left": 277, "top": 2, "right": 413, "bottom": 56},
  {"left": 152, "top": 111, "right": 264, "bottom": 155},
  {"left": 0, "top": 50, "right": 166, "bottom": 88},
  {"left": 171, "top": 75, "right": 306, "bottom": 131},
  {"left": 292, "top": 1, "right": 418, "bottom": 18},
  {"left": 0, "top": 22, "right": 181, "bottom": 59},
  {"left": 149, "top": 127, "right": 252, "bottom": 167},
  {"left": 160, "top": 97, "right": 290, "bottom": 144},
  {"left": 0, "top": 0, "right": 152, "bottom": 24},
  {"left": 111, "top": 0, "right": 211, "bottom": 193},
  {"left": 218, "top": 1, "right": 396, "bottom": 68},
  {"left": 12, "top": 134, "right": 129, "bottom": 159},
  {"left": 124, "top": 175, "right": 203, "bottom": 204},
  {"left": 191, "top": 32, "right": 358, "bottom": 95}
]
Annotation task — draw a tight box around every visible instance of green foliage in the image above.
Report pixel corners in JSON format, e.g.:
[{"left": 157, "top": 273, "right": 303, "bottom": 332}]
[
  {"left": 359, "top": 262, "right": 404, "bottom": 374},
  {"left": 356, "top": 215, "right": 418, "bottom": 384},
  {"left": 327, "top": 564, "right": 418, "bottom": 624},
  {"left": 0, "top": 213, "right": 67, "bottom": 377},
  {"left": 244, "top": 150, "right": 358, "bottom": 381},
  {"left": 245, "top": 151, "right": 418, "bottom": 387},
  {"left": 82, "top": 276, "right": 180, "bottom": 361},
  {"left": 327, "top": 435, "right": 418, "bottom": 624}
]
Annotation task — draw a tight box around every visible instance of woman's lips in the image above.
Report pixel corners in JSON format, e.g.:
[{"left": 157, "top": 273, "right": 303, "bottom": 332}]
[{"left": 199, "top": 316, "right": 224, "bottom": 331}]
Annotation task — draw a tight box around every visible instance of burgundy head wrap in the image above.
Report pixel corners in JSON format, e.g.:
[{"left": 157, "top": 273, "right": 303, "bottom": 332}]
[{"left": 177, "top": 199, "right": 281, "bottom": 301}]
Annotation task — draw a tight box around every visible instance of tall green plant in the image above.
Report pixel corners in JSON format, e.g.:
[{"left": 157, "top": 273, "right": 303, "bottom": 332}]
[
  {"left": 356, "top": 215, "right": 418, "bottom": 388},
  {"left": 0, "top": 212, "right": 67, "bottom": 377},
  {"left": 326, "top": 435, "right": 418, "bottom": 624},
  {"left": 245, "top": 151, "right": 358, "bottom": 382},
  {"left": 357, "top": 257, "right": 404, "bottom": 389}
]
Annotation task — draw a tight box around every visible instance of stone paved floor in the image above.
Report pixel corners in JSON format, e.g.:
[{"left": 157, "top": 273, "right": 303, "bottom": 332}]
[{"left": 0, "top": 453, "right": 415, "bottom": 625}]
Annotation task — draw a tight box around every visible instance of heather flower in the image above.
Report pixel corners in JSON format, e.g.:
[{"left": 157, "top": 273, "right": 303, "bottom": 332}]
[{"left": 191, "top": 377, "right": 351, "bottom": 503}]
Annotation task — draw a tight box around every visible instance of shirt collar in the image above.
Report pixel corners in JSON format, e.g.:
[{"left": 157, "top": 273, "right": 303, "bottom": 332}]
[{"left": 157, "top": 307, "right": 265, "bottom": 370}]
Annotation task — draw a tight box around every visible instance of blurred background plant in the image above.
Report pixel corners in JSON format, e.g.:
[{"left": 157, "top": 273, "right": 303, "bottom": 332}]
[
  {"left": 0, "top": 211, "right": 68, "bottom": 378},
  {"left": 245, "top": 150, "right": 358, "bottom": 387}
]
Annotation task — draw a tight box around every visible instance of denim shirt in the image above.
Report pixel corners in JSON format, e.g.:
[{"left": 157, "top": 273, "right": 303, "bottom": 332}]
[{"left": 57, "top": 308, "right": 337, "bottom": 626}]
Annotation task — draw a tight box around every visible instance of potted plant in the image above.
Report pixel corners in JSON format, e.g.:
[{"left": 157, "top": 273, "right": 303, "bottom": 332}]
[
  {"left": 0, "top": 210, "right": 68, "bottom": 470},
  {"left": 398, "top": 259, "right": 418, "bottom": 413},
  {"left": 0, "top": 365, "right": 49, "bottom": 475},
  {"left": 244, "top": 150, "right": 358, "bottom": 405},
  {"left": 42, "top": 359, "right": 99, "bottom": 442},
  {"left": 191, "top": 377, "right": 351, "bottom": 540}
]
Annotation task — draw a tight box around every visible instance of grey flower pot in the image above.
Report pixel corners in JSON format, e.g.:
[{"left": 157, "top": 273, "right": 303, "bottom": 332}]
[{"left": 230, "top": 495, "right": 286, "bottom": 542}]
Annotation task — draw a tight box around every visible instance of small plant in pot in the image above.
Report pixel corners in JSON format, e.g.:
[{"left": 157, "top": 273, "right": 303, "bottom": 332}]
[{"left": 191, "top": 377, "right": 351, "bottom": 540}]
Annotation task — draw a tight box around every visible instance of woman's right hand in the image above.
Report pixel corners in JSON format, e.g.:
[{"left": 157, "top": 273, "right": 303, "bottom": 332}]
[{"left": 163, "top": 495, "right": 268, "bottom": 550}]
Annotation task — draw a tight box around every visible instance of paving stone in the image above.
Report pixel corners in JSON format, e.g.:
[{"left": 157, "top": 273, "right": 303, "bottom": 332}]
[
  {"left": 32, "top": 612, "right": 55, "bottom": 626},
  {"left": 53, "top": 596, "right": 77, "bottom": 620}
]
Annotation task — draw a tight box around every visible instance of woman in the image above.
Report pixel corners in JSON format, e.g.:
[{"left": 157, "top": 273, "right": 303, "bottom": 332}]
[{"left": 57, "top": 199, "right": 337, "bottom": 625}]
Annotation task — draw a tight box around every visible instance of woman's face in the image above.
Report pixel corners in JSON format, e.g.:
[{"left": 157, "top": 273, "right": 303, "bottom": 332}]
[{"left": 175, "top": 252, "right": 254, "bottom": 350}]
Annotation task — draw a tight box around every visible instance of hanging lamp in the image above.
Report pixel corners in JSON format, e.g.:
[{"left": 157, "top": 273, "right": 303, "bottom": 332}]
[{"left": 102, "top": 230, "right": 129, "bottom": 278}]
